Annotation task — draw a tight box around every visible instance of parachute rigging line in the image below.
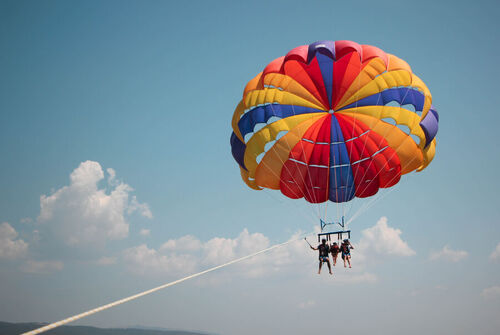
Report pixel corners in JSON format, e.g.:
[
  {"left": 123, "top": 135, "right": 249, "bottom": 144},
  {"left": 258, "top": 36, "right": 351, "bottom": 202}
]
[
  {"left": 21, "top": 232, "right": 314, "bottom": 335},
  {"left": 252, "top": 122, "right": 322, "bottom": 226},
  {"left": 344, "top": 110, "right": 424, "bottom": 225},
  {"left": 284, "top": 103, "right": 322, "bottom": 217},
  {"left": 347, "top": 152, "right": 423, "bottom": 226},
  {"left": 347, "top": 155, "right": 420, "bottom": 225},
  {"left": 262, "top": 188, "right": 319, "bottom": 228}
]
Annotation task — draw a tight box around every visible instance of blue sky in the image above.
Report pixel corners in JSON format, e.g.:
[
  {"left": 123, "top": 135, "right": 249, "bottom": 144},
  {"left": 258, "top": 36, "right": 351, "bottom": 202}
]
[{"left": 1, "top": 0, "right": 499, "bottom": 334}]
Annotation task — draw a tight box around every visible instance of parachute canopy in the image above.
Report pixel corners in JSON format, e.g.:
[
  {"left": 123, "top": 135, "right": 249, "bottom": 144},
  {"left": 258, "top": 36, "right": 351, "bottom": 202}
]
[{"left": 230, "top": 40, "right": 438, "bottom": 204}]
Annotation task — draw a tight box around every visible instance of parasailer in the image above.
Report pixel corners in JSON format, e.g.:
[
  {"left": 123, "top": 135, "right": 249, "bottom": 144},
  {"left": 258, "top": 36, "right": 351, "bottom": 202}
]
[
  {"left": 230, "top": 40, "right": 439, "bottom": 271},
  {"left": 330, "top": 242, "right": 340, "bottom": 266},
  {"left": 340, "top": 239, "right": 354, "bottom": 268},
  {"left": 309, "top": 238, "right": 332, "bottom": 275}
]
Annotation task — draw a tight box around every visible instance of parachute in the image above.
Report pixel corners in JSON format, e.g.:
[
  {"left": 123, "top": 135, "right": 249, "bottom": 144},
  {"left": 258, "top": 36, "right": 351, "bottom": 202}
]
[{"left": 230, "top": 40, "right": 438, "bottom": 234}]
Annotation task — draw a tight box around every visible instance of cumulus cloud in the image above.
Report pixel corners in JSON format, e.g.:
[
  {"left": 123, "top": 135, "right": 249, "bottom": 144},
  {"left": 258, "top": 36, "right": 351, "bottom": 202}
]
[
  {"left": 124, "top": 229, "right": 281, "bottom": 278},
  {"left": 357, "top": 216, "right": 415, "bottom": 259},
  {"left": 481, "top": 286, "right": 500, "bottom": 299},
  {"left": 139, "top": 229, "right": 151, "bottom": 237},
  {"left": 123, "top": 227, "right": 377, "bottom": 284},
  {"left": 489, "top": 243, "right": 500, "bottom": 262},
  {"left": 0, "top": 222, "right": 28, "bottom": 260},
  {"left": 160, "top": 235, "right": 202, "bottom": 252},
  {"left": 21, "top": 260, "right": 63, "bottom": 274},
  {"left": 123, "top": 244, "right": 198, "bottom": 275},
  {"left": 121, "top": 217, "right": 411, "bottom": 284},
  {"left": 106, "top": 168, "right": 116, "bottom": 185},
  {"left": 429, "top": 245, "right": 468, "bottom": 262},
  {"left": 128, "top": 196, "right": 153, "bottom": 219},
  {"left": 37, "top": 161, "right": 152, "bottom": 246},
  {"left": 203, "top": 230, "right": 270, "bottom": 266}
]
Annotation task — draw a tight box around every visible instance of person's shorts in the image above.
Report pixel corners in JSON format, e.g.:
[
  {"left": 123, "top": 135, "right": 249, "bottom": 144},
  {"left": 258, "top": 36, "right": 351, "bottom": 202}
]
[
  {"left": 319, "top": 256, "right": 329, "bottom": 262},
  {"left": 331, "top": 252, "right": 339, "bottom": 258},
  {"left": 342, "top": 252, "right": 350, "bottom": 259}
]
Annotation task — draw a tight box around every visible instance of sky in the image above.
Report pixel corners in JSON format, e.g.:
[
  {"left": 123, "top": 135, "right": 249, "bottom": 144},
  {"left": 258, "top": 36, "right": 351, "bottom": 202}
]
[{"left": 0, "top": 0, "right": 499, "bottom": 334}]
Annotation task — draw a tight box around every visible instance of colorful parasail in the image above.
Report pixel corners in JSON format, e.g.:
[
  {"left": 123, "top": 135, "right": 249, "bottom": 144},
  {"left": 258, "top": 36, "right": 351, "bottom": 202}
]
[{"left": 230, "top": 40, "right": 439, "bottom": 205}]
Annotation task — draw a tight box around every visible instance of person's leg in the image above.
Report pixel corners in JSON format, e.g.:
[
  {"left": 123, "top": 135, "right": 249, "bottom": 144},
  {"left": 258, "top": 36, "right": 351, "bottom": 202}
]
[
  {"left": 333, "top": 254, "right": 337, "bottom": 266},
  {"left": 347, "top": 255, "right": 351, "bottom": 268},
  {"left": 318, "top": 260, "right": 322, "bottom": 274},
  {"left": 327, "top": 260, "right": 332, "bottom": 274},
  {"left": 342, "top": 254, "right": 347, "bottom": 267}
]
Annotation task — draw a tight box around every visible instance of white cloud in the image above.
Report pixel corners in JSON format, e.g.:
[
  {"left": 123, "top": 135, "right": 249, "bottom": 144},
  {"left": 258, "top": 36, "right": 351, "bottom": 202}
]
[
  {"left": 357, "top": 216, "right": 415, "bottom": 259},
  {"left": 489, "top": 243, "right": 500, "bottom": 262},
  {"left": 21, "top": 260, "right": 63, "bottom": 273},
  {"left": 123, "top": 227, "right": 376, "bottom": 284},
  {"left": 0, "top": 222, "right": 28, "bottom": 260},
  {"left": 429, "top": 245, "right": 468, "bottom": 262},
  {"left": 481, "top": 286, "right": 500, "bottom": 299},
  {"left": 202, "top": 237, "right": 238, "bottom": 265},
  {"left": 139, "top": 229, "right": 151, "bottom": 237},
  {"left": 160, "top": 235, "right": 202, "bottom": 252},
  {"left": 123, "top": 244, "right": 197, "bottom": 276},
  {"left": 202, "top": 229, "right": 270, "bottom": 266},
  {"left": 121, "top": 218, "right": 411, "bottom": 284},
  {"left": 124, "top": 229, "right": 279, "bottom": 278},
  {"left": 37, "top": 161, "right": 152, "bottom": 246},
  {"left": 106, "top": 168, "right": 116, "bottom": 185},
  {"left": 128, "top": 196, "right": 153, "bottom": 219}
]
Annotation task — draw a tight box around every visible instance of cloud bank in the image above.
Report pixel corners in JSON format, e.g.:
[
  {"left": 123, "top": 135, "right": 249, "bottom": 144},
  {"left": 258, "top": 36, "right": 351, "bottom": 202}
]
[
  {"left": 481, "top": 285, "right": 500, "bottom": 299},
  {"left": 139, "top": 229, "right": 151, "bottom": 237},
  {"left": 0, "top": 222, "right": 28, "bottom": 260},
  {"left": 123, "top": 217, "right": 413, "bottom": 284},
  {"left": 123, "top": 229, "right": 273, "bottom": 277},
  {"left": 429, "top": 245, "right": 468, "bottom": 262},
  {"left": 489, "top": 242, "right": 500, "bottom": 262}
]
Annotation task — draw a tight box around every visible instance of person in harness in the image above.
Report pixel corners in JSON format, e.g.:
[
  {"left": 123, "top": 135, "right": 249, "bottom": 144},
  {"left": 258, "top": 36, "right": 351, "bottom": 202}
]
[
  {"left": 330, "top": 242, "right": 340, "bottom": 266},
  {"left": 340, "top": 239, "right": 354, "bottom": 268},
  {"left": 310, "top": 239, "right": 332, "bottom": 275}
]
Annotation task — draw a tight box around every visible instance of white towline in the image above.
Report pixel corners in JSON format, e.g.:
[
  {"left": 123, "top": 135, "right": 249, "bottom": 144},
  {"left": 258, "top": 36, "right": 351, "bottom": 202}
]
[{"left": 22, "top": 232, "right": 313, "bottom": 335}]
